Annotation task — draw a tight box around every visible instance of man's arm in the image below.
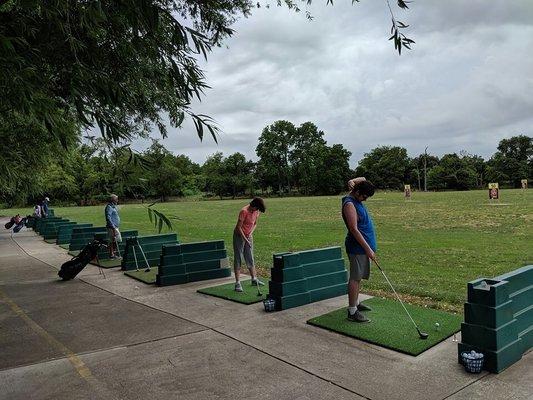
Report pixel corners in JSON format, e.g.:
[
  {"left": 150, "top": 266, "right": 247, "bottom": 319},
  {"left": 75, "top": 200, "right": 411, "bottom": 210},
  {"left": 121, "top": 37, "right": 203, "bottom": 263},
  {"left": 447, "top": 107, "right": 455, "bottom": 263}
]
[
  {"left": 105, "top": 205, "right": 115, "bottom": 229},
  {"left": 343, "top": 202, "right": 375, "bottom": 261},
  {"left": 347, "top": 177, "right": 366, "bottom": 191}
]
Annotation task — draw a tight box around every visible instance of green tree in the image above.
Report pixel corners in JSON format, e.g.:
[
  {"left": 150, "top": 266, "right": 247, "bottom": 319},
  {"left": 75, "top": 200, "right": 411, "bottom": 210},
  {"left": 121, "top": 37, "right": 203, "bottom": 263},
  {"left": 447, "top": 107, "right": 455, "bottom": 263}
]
[
  {"left": 487, "top": 135, "right": 532, "bottom": 187},
  {"left": 290, "top": 122, "right": 327, "bottom": 195},
  {"left": 428, "top": 153, "right": 477, "bottom": 190},
  {"left": 316, "top": 144, "right": 352, "bottom": 195},
  {"left": 144, "top": 141, "right": 181, "bottom": 201},
  {"left": 355, "top": 146, "right": 411, "bottom": 190},
  {"left": 409, "top": 153, "right": 440, "bottom": 191},
  {"left": 202, "top": 152, "right": 226, "bottom": 198},
  {"left": 224, "top": 152, "right": 254, "bottom": 199},
  {"left": 256, "top": 120, "right": 296, "bottom": 194}
]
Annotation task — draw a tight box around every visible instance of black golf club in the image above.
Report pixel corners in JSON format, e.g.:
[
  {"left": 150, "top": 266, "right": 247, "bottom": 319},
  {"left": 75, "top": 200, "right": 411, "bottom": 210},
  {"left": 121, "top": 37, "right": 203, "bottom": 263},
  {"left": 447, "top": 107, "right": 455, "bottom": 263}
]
[{"left": 374, "top": 259, "right": 429, "bottom": 340}]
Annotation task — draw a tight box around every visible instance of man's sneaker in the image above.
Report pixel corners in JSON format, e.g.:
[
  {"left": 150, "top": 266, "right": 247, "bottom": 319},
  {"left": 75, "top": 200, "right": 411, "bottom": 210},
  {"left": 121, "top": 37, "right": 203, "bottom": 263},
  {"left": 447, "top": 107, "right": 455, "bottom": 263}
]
[
  {"left": 251, "top": 279, "right": 265, "bottom": 286},
  {"left": 234, "top": 282, "right": 243, "bottom": 292},
  {"left": 347, "top": 309, "right": 370, "bottom": 323},
  {"left": 357, "top": 302, "right": 372, "bottom": 312}
]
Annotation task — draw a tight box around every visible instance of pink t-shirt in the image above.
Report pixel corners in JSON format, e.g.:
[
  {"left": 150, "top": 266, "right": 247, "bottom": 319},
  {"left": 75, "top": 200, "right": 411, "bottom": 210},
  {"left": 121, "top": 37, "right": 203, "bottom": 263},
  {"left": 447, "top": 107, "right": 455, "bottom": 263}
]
[{"left": 237, "top": 206, "right": 259, "bottom": 237}]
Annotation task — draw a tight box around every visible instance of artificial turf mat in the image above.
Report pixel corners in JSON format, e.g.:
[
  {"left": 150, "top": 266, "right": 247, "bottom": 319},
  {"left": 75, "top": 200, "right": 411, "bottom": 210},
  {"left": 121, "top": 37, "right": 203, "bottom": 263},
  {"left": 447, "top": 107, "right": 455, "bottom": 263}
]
[
  {"left": 307, "top": 297, "right": 462, "bottom": 356},
  {"left": 59, "top": 244, "right": 70, "bottom": 249},
  {"left": 91, "top": 258, "right": 122, "bottom": 268},
  {"left": 197, "top": 280, "right": 269, "bottom": 304},
  {"left": 68, "top": 250, "right": 80, "bottom": 256},
  {"left": 44, "top": 239, "right": 56, "bottom": 244},
  {"left": 124, "top": 267, "right": 158, "bottom": 284}
]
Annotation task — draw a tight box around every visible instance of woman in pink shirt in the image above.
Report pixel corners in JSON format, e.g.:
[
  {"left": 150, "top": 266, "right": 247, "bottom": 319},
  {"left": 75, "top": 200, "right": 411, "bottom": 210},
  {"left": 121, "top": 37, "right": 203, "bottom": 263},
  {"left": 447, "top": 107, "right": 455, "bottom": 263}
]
[{"left": 233, "top": 197, "right": 266, "bottom": 292}]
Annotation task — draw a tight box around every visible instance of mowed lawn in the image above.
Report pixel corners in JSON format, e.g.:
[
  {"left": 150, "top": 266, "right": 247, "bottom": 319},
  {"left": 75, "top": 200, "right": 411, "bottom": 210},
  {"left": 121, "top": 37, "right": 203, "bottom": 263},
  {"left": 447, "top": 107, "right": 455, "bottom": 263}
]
[{"left": 3, "top": 189, "right": 532, "bottom": 312}]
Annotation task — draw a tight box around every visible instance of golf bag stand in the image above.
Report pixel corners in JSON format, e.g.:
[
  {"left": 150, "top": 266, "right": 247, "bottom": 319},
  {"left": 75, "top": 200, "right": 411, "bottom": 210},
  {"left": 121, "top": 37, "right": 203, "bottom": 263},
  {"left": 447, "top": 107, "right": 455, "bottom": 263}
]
[{"left": 130, "top": 237, "right": 150, "bottom": 272}]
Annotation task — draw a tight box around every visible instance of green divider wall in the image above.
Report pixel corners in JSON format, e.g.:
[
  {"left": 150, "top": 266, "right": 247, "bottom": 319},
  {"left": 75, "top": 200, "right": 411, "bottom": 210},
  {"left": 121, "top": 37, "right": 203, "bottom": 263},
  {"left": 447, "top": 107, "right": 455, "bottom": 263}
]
[
  {"left": 34, "top": 217, "right": 64, "bottom": 234},
  {"left": 121, "top": 234, "right": 179, "bottom": 271},
  {"left": 267, "top": 246, "right": 348, "bottom": 311},
  {"left": 156, "top": 240, "right": 230, "bottom": 286},
  {"left": 56, "top": 223, "right": 93, "bottom": 245},
  {"left": 42, "top": 221, "right": 76, "bottom": 240},
  {"left": 68, "top": 226, "right": 107, "bottom": 251},
  {"left": 458, "top": 265, "right": 533, "bottom": 373},
  {"left": 26, "top": 216, "right": 36, "bottom": 229},
  {"left": 93, "top": 230, "right": 139, "bottom": 260}
]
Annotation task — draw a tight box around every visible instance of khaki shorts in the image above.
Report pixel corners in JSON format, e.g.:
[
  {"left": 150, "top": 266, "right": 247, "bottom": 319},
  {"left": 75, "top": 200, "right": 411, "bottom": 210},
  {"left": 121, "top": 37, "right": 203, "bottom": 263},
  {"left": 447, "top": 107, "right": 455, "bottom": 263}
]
[
  {"left": 348, "top": 253, "right": 370, "bottom": 281},
  {"left": 107, "top": 228, "right": 122, "bottom": 243}
]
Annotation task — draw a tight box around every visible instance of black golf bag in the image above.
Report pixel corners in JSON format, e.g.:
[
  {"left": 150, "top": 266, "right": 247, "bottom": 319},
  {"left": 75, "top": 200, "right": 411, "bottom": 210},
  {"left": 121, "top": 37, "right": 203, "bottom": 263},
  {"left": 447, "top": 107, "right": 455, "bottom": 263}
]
[
  {"left": 58, "top": 239, "right": 107, "bottom": 280},
  {"left": 4, "top": 218, "right": 15, "bottom": 229}
]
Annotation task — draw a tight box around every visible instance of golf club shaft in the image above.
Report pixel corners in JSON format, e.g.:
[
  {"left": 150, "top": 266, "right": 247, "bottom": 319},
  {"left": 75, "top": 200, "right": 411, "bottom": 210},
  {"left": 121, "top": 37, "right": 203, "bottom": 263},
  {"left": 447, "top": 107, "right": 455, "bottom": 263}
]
[{"left": 373, "top": 259, "right": 420, "bottom": 332}]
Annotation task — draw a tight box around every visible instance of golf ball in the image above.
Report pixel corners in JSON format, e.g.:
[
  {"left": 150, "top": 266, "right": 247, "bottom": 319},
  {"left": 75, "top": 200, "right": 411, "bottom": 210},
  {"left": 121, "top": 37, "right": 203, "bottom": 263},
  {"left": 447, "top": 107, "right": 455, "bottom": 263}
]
[{"left": 435, "top": 322, "right": 440, "bottom": 331}]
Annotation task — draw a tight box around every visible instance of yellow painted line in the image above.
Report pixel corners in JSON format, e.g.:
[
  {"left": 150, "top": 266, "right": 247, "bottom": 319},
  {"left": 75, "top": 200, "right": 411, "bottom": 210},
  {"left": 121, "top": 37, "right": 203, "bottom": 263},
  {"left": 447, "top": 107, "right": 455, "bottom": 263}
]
[{"left": 0, "top": 288, "right": 94, "bottom": 381}]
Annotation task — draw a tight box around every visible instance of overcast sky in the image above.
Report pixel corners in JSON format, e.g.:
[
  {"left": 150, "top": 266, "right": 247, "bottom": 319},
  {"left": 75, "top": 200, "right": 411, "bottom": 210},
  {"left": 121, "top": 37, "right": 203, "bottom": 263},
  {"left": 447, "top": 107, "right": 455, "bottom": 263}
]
[{"left": 133, "top": 0, "right": 533, "bottom": 168}]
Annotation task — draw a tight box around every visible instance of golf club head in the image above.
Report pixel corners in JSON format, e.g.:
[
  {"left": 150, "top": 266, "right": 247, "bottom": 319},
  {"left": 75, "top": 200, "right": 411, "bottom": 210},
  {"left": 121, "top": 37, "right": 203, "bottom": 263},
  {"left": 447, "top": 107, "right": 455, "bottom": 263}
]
[
  {"left": 144, "top": 268, "right": 151, "bottom": 273},
  {"left": 418, "top": 329, "right": 429, "bottom": 340}
]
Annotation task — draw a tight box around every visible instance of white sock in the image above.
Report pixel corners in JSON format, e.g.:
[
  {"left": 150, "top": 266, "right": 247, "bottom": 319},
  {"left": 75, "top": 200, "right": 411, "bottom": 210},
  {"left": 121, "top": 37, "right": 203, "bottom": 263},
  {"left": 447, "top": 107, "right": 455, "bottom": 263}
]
[{"left": 348, "top": 306, "right": 357, "bottom": 315}]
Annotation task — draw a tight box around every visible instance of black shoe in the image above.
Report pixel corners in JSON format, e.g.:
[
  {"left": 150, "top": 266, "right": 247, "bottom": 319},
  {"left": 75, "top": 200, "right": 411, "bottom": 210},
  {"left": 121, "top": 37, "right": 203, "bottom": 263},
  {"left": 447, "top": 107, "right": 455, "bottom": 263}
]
[
  {"left": 357, "top": 303, "right": 372, "bottom": 312},
  {"left": 347, "top": 309, "right": 370, "bottom": 323}
]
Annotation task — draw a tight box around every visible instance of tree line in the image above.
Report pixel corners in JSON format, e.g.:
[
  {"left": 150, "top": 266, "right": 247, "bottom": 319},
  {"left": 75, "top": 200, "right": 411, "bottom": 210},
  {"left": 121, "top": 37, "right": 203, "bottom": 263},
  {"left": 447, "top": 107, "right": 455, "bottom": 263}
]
[{"left": 2, "top": 117, "right": 530, "bottom": 207}]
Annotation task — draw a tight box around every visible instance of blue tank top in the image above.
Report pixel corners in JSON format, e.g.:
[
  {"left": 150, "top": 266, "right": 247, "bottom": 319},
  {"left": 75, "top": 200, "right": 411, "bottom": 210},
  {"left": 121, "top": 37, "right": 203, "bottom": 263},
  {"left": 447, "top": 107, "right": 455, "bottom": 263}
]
[{"left": 342, "top": 195, "right": 376, "bottom": 255}]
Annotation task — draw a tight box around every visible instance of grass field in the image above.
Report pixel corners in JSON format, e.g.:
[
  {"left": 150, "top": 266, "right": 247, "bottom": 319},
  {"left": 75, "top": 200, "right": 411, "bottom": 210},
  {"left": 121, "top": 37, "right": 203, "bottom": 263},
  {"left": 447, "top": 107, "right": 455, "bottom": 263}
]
[{"left": 3, "top": 189, "right": 532, "bottom": 312}]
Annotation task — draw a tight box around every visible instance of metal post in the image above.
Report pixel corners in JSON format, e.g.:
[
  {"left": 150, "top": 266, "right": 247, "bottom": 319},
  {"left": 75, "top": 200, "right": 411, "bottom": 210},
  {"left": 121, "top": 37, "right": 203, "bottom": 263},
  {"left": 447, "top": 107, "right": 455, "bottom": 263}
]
[{"left": 423, "top": 146, "right": 428, "bottom": 192}]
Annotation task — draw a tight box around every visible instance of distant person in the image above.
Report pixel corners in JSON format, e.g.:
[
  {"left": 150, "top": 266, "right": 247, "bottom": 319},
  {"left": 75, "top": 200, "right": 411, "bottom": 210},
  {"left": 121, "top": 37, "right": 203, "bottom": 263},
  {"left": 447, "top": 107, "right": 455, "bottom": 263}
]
[
  {"left": 233, "top": 197, "right": 266, "bottom": 292},
  {"left": 41, "top": 197, "right": 50, "bottom": 218},
  {"left": 342, "top": 179, "right": 377, "bottom": 323},
  {"left": 105, "top": 194, "right": 121, "bottom": 259},
  {"left": 33, "top": 204, "right": 42, "bottom": 218}
]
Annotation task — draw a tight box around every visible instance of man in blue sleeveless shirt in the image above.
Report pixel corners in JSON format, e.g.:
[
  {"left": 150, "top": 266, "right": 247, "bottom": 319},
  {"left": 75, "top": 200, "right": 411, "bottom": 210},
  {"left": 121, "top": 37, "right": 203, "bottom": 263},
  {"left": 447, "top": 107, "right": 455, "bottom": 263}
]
[{"left": 342, "top": 178, "right": 376, "bottom": 323}]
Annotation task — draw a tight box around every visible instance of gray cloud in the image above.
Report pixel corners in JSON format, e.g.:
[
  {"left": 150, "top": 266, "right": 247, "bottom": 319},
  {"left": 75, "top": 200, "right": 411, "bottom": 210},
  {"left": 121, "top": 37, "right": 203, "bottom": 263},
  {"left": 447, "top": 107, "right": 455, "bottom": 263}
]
[{"left": 136, "top": 1, "right": 533, "bottom": 166}]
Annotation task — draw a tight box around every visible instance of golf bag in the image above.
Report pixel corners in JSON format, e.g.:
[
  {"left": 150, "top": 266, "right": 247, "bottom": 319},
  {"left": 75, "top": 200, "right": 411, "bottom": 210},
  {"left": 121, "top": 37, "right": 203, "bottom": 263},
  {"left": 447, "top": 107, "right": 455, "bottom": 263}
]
[
  {"left": 58, "top": 239, "right": 107, "bottom": 281},
  {"left": 5, "top": 215, "right": 26, "bottom": 232},
  {"left": 4, "top": 218, "right": 15, "bottom": 229}
]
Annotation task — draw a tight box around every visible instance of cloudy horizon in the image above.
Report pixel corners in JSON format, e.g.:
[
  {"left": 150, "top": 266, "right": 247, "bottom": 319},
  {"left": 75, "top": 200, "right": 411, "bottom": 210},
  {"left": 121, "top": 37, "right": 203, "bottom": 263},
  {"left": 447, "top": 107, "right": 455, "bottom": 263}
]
[{"left": 131, "top": 0, "right": 533, "bottom": 168}]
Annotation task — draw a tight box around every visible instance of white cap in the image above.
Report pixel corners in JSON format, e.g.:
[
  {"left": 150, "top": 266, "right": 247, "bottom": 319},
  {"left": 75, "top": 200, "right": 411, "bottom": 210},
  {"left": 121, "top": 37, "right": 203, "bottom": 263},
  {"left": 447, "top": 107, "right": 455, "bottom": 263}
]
[{"left": 45, "top": 197, "right": 50, "bottom": 201}]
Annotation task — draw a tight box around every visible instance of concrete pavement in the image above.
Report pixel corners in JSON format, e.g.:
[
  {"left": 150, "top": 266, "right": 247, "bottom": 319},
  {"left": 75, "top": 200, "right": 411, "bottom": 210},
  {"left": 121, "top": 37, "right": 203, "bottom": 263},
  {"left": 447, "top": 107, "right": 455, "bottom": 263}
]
[{"left": 0, "top": 222, "right": 531, "bottom": 400}]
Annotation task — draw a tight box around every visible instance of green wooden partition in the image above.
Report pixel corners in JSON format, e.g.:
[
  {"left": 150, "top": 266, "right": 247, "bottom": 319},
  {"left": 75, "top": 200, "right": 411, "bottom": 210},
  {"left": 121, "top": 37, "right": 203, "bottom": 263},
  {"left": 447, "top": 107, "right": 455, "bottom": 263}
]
[
  {"left": 267, "top": 246, "right": 348, "bottom": 311},
  {"left": 68, "top": 226, "right": 107, "bottom": 252},
  {"left": 56, "top": 223, "right": 93, "bottom": 246},
  {"left": 121, "top": 234, "right": 179, "bottom": 271},
  {"left": 458, "top": 265, "right": 533, "bottom": 373},
  {"left": 156, "top": 240, "right": 230, "bottom": 286}
]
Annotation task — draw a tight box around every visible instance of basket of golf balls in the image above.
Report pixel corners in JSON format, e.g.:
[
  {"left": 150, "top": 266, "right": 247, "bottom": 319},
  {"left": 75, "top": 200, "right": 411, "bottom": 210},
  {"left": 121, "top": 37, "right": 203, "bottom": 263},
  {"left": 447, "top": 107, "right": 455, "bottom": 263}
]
[
  {"left": 461, "top": 350, "right": 484, "bottom": 373},
  {"left": 263, "top": 298, "right": 276, "bottom": 312}
]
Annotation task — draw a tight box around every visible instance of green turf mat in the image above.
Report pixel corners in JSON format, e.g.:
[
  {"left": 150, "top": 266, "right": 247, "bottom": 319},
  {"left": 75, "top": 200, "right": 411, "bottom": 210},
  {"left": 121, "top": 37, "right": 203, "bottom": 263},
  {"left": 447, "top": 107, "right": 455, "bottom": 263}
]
[
  {"left": 59, "top": 244, "right": 70, "bottom": 249},
  {"left": 44, "top": 239, "right": 57, "bottom": 244},
  {"left": 68, "top": 250, "right": 80, "bottom": 256},
  {"left": 197, "top": 280, "right": 269, "bottom": 304},
  {"left": 307, "top": 297, "right": 462, "bottom": 356},
  {"left": 124, "top": 267, "right": 158, "bottom": 284},
  {"left": 92, "top": 258, "right": 122, "bottom": 268}
]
